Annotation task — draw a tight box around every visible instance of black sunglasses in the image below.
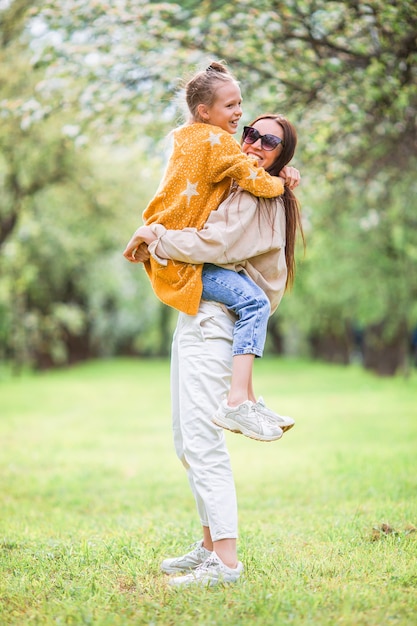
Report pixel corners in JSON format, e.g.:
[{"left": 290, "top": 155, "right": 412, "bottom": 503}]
[{"left": 242, "top": 126, "right": 284, "bottom": 151}]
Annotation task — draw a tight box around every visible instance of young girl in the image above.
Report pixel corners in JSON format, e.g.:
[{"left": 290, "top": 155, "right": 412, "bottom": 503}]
[{"left": 124, "top": 62, "right": 296, "bottom": 442}]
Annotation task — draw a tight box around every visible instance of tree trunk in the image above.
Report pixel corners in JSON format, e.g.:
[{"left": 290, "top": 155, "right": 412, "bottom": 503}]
[
  {"left": 308, "top": 322, "right": 354, "bottom": 365},
  {"left": 267, "top": 318, "right": 285, "bottom": 354},
  {"left": 362, "top": 320, "right": 408, "bottom": 376}
]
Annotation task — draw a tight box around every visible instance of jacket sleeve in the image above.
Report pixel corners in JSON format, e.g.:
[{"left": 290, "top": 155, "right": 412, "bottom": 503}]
[
  {"left": 148, "top": 191, "right": 278, "bottom": 265},
  {"left": 148, "top": 223, "right": 228, "bottom": 265}
]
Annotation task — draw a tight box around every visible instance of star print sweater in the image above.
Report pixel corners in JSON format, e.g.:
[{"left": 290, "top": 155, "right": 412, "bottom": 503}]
[
  {"left": 142, "top": 122, "right": 284, "bottom": 315},
  {"left": 148, "top": 187, "right": 287, "bottom": 316}
]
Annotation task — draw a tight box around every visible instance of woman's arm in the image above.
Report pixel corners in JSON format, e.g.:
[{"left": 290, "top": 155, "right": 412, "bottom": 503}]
[
  {"left": 148, "top": 190, "right": 284, "bottom": 266},
  {"left": 148, "top": 165, "right": 299, "bottom": 265},
  {"left": 124, "top": 166, "right": 299, "bottom": 265}
]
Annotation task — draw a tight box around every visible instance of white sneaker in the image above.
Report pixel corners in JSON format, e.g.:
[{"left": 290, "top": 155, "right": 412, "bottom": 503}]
[
  {"left": 168, "top": 552, "right": 243, "bottom": 587},
  {"left": 256, "top": 396, "right": 295, "bottom": 432},
  {"left": 161, "top": 540, "right": 212, "bottom": 574},
  {"left": 212, "top": 399, "right": 283, "bottom": 442}
]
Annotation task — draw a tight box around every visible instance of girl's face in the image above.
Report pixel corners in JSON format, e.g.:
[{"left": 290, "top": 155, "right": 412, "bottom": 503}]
[
  {"left": 199, "top": 82, "right": 243, "bottom": 134},
  {"left": 242, "top": 118, "right": 284, "bottom": 169}
]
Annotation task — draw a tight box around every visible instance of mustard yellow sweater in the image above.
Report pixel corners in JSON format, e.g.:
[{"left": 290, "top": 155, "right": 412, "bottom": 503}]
[{"left": 142, "top": 123, "right": 284, "bottom": 315}]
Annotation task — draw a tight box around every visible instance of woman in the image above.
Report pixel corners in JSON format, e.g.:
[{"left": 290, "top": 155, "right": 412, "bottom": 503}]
[
  {"left": 130, "top": 115, "right": 303, "bottom": 586},
  {"left": 124, "top": 61, "right": 290, "bottom": 442}
]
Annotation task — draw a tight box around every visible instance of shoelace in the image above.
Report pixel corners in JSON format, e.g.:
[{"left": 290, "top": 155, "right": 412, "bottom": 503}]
[
  {"left": 258, "top": 400, "right": 291, "bottom": 422},
  {"left": 195, "top": 555, "right": 219, "bottom": 572},
  {"left": 250, "top": 407, "right": 283, "bottom": 434},
  {"left": 262, "top": 412, "right": 280, "bottom": 425},
  {"left": 255, "top": 403, "right": 283, "bottom": 423},
  {"left": 247, "top": 405, "right": 263, "bottom": 423},
  {"left": 250, "top": 406, "right": 279, "bottom": 433}
]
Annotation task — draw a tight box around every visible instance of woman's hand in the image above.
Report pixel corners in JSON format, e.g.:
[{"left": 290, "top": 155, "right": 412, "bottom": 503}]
[
  {"left": 279, "top": 166, "right": 300, "bottom": 190},
  {"left": 123, "top": 226, "right": 156, "bottom": 263}
]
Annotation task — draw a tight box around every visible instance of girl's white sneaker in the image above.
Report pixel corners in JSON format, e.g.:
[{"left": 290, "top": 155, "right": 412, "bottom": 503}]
[
  {"left": 256, "top": 396, "right": 295, "bottom": 432},
  {"left": 212, "top": 399, "right": 283, "bottom": 442}
]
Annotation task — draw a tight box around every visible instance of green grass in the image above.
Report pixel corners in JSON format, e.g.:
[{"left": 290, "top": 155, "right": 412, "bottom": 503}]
[{"left": 0, "top": 357, "right": 416, "bottom": 626}]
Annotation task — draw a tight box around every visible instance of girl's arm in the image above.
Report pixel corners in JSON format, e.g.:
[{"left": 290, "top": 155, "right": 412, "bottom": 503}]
[
  {"left": 209, "top": 131, "right": 285, "bottom": 198},
  {"left": 123, "top": 226, "right": 156, "bottom": 263},
  {"left": 279, "top": 166, "right": 300, "bottom": 190}
]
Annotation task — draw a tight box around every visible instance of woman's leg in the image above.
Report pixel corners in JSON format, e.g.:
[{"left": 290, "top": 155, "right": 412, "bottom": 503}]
[
  {"left": 172, "top": 301, "right": 238, "bottom": 548},
  {"left": 203, "top": 525, "right": 237, "bottom": 569}
]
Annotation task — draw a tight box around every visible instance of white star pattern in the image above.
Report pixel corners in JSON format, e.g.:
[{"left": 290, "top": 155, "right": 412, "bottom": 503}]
[
  {"left": 155, "top": 259, "right": 197, "bottom": 279},
  {"left": 247, "top": 168, "right": 260, "bottom": 180},
  {"left": 181, "top": 180, "right": 199, "bottom": 205},
  {"left": 206, "top": 132, "right": 222, "bottom": 146},
  {"left": 172, "top": 259, "right": 197, "bottom": 276}
]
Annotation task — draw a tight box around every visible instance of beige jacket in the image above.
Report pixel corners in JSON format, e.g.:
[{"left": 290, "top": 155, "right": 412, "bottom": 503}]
[{"left": 148, "top": 186, "right": 287, "bottom": 315}]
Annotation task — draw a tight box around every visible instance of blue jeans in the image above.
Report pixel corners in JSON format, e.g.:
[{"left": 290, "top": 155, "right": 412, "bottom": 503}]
[{"left": 201, "top": 264, "right": 270, "bottom": 358}]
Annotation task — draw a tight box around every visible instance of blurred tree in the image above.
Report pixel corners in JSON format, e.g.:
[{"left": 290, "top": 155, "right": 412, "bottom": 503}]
[
  {"left": 279, "top": 169, "right": 417, "bottom": 375},
  {"left": 2, "top": 0, "right": 416, "bottom": 373},
  {"left": 28, "top": 1, "right": 417, "bottom": 165},
  {"left": 0, "top": 1, "right": 166, "bottom": 369}
]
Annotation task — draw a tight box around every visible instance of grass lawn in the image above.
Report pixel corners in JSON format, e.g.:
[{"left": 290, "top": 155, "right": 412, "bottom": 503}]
[{"left": 0, "top": 357, "right": 416, "bottom": 625}]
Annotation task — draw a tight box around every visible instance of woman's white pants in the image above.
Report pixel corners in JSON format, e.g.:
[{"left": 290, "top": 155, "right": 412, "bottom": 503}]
[{"left": 170, "top": 301, "right": 238, "bottom": 541}]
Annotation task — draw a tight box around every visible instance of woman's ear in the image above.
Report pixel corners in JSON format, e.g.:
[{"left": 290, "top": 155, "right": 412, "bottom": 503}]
[{"left": 197, "top": 103, "right": 210, "bottom": 121}]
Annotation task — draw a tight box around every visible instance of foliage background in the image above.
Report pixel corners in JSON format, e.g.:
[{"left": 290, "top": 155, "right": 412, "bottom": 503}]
[
  {"left": 1, "top": 358, "right": 416, "bottom": 625},
  {"left": 0, "top": 0, "right": 416, "bottom": 374}
]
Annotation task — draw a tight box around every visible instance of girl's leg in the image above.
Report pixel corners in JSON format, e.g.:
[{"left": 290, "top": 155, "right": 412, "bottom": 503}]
[
  {"left": 229, "top": 353, "right": 255, "bottom": 405},
  {"left": 202, "top": 264, "right": 270, "bottom": 405},
  {"left": 202, "top": 265, "right": 283, "bottom": 442}
]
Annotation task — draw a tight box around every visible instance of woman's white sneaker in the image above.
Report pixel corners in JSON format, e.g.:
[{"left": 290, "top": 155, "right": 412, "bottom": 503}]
[
  {"left": 168, "top": 552, "right": 243, "bottom": 587},
  {"left": 161, "top": 540, "right": 212, "bottom": 574}
]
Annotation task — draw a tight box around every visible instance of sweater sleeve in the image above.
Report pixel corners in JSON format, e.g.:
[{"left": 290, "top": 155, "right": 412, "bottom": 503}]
[{"left": 208, "top": 131, "right": 284, "bottom": 198}]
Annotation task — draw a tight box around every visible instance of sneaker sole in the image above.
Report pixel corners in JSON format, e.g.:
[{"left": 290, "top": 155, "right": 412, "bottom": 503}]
[
  {"left": 260, "top": 416, "right": 295, "bottom": 432},
  {"left": 279, "top": 422, "right": 295, "bottom": 432},
  {"left": 161, "top": 564, "right": 196, "bottom": 574},
  {"left": 257, "top": 413, "right": 295, "bottom": 432},
  {"left": 168, "top": 574, "right": 240, "bottom": 587},
  {"left": 212, "top": 415, "right": 283, "bottom": 442}
]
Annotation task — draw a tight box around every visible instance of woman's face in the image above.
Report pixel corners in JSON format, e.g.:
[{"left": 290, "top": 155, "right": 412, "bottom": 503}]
[{"left": 241, "top": 118, "right": 284, "bottom": 169}]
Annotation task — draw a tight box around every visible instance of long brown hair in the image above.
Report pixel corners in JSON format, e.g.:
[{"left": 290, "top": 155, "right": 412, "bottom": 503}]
[{"left": 245, "top": 114, "right": 305, "bottom": 290}]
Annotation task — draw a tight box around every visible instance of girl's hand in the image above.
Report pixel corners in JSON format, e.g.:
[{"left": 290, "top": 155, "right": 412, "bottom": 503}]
[
  {"left": 133, "top": 242, "right": 150, "bottom": 263},
  {"left": 279, "top": 166, "right": 300, "bottom": 190},
  {"left": 123, "top": 232, "right": 145, "bottom": 263}
]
